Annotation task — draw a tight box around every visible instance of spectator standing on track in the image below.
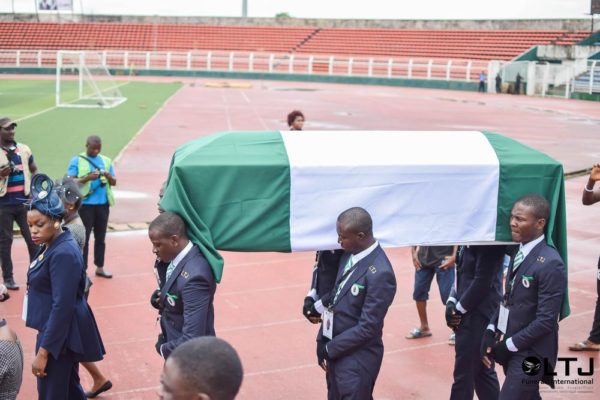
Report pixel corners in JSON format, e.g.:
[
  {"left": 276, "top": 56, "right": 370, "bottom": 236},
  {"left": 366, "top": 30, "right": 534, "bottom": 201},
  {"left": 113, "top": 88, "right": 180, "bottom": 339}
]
[
  {"left": 569, "top": 164, "right": 600, "bottom": 352},
  {"left": 0, "top": 117, "right": 38, "bottom": 291},
  {"left": 149, "top": 212, "right": 216, "bottom": 359},
  {"left": 482, "top": 195, "right": 566, "bottom": 399},
  {"left": 25, "top": 174, "right": 105, "bottom": 400},
  {"left": 406, "top": 246, "right": 457, "bottom": 345},
  {"left": 287, "top": 110, "right": 305, "bottom": 131},
  {"left": 67, "top": 135, "right": 115, "bottom": 279},
  {"left": 56, "top": 177, "right": 113, "bottom": 398},
  {"left": 515, "top": 73, "right": 522, "bottom": 95},
  {"left": 0, "top": 317, "right": 23, "bottom": 399},
  {"left": 447, "top": 244, "right": 505, "bottom": 400},
  {"left": 495, "top": 73, "right": 502, "bottom": 94},
  {"left": 316, "top": 207, "right": 396, "bottom": 400},
  {"left": 478, "top": 71, "right": 486, "bottom": 93},
  {"left": 160, "top": 337, "right": 243, "bottom": 400}
]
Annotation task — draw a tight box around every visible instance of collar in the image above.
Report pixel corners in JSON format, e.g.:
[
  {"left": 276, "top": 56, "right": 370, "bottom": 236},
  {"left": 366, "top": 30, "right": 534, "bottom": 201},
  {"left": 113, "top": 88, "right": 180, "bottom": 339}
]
[
  {"left": 172, "top": 241, "right": 193, "bottom": 267},
  {"left": 1, "top": 140, "right": 17, "bottom": 150},
  {"left": 519, "top": 234, "right": 545, "bottom": 259},
  {"left": 351, "top": 240, "right": 379, "bottom": 265}
]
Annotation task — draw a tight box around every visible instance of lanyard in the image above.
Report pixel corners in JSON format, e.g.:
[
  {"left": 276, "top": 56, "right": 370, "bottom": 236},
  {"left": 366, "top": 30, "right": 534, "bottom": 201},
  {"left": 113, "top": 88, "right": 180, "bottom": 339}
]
[
  {"left": 504, "top": 259, "right": 520, "bottom": 305},
  {"left": 331, "top": 259, "right": 359, "bottom": 306}
]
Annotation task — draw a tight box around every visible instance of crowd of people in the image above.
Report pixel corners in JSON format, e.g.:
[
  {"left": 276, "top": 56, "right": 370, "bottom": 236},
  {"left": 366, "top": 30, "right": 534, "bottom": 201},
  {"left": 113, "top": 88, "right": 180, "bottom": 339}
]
[{"left": 0, "top": 111, "right": 598, "bottom": 400}]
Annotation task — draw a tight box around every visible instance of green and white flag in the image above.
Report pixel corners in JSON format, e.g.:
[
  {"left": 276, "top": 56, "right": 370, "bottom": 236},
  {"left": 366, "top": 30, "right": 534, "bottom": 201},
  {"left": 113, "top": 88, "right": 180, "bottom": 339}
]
[{"left": 162, "top": 130, "right": 568, "bottom": 319}]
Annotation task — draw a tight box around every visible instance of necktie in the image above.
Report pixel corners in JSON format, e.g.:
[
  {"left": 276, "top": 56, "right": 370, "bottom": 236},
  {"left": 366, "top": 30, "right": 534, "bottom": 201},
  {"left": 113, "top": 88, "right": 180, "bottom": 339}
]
[
  {"left": 333, "top": 257, "right": 354, "bottom": 304},
  {"left": 512, "top": 249, "right": 524, "bottom": 271},
  {"left": 166, "top": 262, "right": 176, "bottom": 281}
]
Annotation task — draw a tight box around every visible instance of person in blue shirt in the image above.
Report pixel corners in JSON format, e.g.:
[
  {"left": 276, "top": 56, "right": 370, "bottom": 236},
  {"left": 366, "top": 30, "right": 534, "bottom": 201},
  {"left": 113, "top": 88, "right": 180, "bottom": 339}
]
[
  {"left": 478, "top": 71, "right": 486, "bottom": 93},
  {"left": 67, "top": 135, "right": 116, "bottom": 279}
]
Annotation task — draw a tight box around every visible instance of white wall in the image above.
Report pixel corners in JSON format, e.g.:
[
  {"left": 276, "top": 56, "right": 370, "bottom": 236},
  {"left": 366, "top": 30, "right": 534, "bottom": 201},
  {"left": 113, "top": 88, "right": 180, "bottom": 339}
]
[
  {"left": 1, "top": 0, "right": 242, "bottom": 16},
  {"left": 0, "top": 0, "right": 592, "bottom": 19}
]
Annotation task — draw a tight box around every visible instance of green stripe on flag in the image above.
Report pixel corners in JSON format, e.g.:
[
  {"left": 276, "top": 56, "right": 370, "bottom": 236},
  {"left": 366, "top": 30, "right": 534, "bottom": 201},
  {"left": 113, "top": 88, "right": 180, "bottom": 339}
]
[
  {"left": 484, "top": 132, "right": 569, "bottom": 319},
  {"left": 161, "top": 131, "right": 291, "bottom": 282}
]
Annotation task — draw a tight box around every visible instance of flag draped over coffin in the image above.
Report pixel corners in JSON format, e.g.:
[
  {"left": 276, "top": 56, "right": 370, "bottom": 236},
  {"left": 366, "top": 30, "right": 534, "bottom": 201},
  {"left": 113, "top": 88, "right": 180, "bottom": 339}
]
[{"left": 160, "top": 130, "right": 568, "bottom": 318}]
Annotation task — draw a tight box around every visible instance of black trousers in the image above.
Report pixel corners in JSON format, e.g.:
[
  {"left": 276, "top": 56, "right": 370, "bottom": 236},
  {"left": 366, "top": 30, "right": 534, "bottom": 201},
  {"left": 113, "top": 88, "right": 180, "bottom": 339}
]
[
  {"left": 588, "top": 256, "right": 600, "bottom": 343},
  {"left": 328, "top": 354, "right": 376, "bottom": 400},
  {"left": 79, "top": 204, "right": 109, "bottom": 269},
  {"left": 478, "top": 81, "right": 486, "bottom": 92},
  {"left": 499, "top": 352, "right": 543, "bottom": 400},
  {"left": 0, "top": 203, "right": 38, "bottom": 281},
  {"left": 450, "top": 311, "right": 500, "bottom": 400}
]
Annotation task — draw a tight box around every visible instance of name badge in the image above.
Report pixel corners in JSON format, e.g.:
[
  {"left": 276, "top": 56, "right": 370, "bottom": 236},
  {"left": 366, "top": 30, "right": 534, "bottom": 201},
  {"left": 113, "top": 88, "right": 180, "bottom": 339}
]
[
  {"left": 498, "top": 304, "right": 509, "bottom": 334},
  {"left": 322, "top": 309, "right": 334, "bottom": 340},
  {"left": 22, "top": 294, "right": 28, "bottom": 322}
]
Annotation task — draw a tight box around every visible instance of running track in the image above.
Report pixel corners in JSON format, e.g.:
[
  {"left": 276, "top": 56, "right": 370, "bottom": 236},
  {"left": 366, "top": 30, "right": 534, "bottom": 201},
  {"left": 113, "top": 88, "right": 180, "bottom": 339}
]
[{"left": 1, "top": 77, "right": 600, "bottom": 399}]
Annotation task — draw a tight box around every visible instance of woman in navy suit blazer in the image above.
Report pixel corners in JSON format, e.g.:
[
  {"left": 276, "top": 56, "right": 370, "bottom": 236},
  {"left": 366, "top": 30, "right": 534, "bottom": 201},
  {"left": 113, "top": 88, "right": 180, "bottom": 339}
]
[{"left": 25, "top": 175, "right": 105, "bottom": 400}]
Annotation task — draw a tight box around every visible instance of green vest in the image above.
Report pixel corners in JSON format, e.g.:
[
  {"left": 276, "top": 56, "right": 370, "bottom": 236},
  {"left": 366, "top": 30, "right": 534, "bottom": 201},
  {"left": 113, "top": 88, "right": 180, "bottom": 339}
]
[{"left": 77, "top": 153, "right": 115, "bottom": 207}]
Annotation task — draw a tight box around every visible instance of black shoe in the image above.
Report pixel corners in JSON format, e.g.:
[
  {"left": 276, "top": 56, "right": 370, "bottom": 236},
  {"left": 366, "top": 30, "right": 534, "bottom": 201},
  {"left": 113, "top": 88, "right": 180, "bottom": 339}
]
[
  {"left": 85, "top": 380, "right": 113, "bottom": 398},
  {"left": 4, "top": 279, "right": 19, "bottom": 290},
  {"left": 95, "top": 268, "right": 113, "bottom": 279}
]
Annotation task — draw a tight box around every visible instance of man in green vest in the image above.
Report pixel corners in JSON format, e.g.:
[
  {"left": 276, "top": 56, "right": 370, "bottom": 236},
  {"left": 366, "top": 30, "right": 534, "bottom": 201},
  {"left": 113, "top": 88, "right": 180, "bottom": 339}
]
[{"left": 67, "top": 135, "right": 116, "bottom": 278}]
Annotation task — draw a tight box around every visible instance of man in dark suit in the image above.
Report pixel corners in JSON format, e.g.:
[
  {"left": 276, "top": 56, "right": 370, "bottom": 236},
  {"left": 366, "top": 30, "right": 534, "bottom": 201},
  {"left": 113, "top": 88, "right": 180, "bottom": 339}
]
[
  {"left": 481, "top": 194, "right": 566, "bottom": 399},
  {"left": 315, "top": 207, "right": 396, "bottom": 400},
  {"left": 446, "top": 244, "right": 506, "bottom": 400},
  {"left": 148, "top": 212, "right": 216, "bottom": 359},
  {"left": 303, "top": 250, "right": 344, "bottom": 323}
]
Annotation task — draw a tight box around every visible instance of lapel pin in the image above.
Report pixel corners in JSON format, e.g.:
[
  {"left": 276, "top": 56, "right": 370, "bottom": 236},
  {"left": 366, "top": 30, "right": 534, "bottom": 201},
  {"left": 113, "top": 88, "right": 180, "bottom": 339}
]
[
  {"left": 351, "top": 284, "right": 360, "bottom": 296},
  {"left": 369, "top": 265, "right": 377, "bottom": 274},
  {"left": 181, "top": 271, "right": 189, "bottom": 279},
  {"left": 537, "top": 256, "right": 545, "bottom": 263}
]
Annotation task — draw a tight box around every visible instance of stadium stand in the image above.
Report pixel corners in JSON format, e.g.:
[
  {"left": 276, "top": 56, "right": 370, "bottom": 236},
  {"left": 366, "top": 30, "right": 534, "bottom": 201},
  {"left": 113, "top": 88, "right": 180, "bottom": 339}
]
[
  {"left": 296, "top": 29, "right": 591, "bottom": 60},
  {"left": 0, "top": 22, "right": 591, "bottom": 61}
]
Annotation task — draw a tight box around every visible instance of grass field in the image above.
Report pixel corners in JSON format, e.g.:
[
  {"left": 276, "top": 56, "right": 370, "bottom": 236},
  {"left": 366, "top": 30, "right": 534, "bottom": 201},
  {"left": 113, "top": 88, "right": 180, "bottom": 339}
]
[{"left": 0, "top": 78, "right": 182, "bottom": 178}]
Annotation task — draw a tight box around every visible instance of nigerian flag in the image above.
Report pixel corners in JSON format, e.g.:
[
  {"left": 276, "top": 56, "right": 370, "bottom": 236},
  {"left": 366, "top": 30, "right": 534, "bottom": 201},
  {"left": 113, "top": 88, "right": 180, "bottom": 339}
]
[{"left": 161, "top": 130, "right": 568, "bottom": 318}]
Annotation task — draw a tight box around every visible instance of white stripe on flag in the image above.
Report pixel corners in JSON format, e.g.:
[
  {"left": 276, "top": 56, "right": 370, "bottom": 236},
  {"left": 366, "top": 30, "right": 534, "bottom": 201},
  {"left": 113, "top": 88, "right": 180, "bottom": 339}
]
[{"left": 281, "top": 131, "right": 500, "bottom": 251}]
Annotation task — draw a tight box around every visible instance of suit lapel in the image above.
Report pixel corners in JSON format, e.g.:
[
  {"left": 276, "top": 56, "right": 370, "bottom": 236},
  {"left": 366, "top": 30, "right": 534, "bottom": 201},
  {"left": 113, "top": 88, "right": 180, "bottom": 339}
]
[
  {"left": 161, "top": 246, "right": 197, "bottom": 299},
  {"left": 335, "top": 246, "right": 382, "bottom": 304}
]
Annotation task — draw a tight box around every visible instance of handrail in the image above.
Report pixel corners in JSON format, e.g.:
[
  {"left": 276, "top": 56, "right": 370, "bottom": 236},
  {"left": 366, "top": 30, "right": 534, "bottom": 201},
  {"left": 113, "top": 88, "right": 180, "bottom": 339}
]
[{"left": 0, "top": 49, "right": 492, "bottom": 83}]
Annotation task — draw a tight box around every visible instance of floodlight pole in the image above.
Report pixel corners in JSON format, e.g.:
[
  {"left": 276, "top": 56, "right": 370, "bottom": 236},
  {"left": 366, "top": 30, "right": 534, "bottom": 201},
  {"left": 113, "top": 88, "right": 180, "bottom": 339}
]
[{"left": 242, "top": 0, "right": 248, "bottom": 17}]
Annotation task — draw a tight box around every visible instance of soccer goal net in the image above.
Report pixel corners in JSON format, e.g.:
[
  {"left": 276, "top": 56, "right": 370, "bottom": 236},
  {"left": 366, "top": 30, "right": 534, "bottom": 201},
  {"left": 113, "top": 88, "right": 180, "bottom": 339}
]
[{"left": 56, "top": 51, "right": 127, "bottom": 108}]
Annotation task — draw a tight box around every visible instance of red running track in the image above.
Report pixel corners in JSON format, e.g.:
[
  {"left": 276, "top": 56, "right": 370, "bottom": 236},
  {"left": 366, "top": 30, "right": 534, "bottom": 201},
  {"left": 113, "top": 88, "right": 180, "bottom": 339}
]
[{"left": 1, "top": 76, "right": 600, "bottom": 399}]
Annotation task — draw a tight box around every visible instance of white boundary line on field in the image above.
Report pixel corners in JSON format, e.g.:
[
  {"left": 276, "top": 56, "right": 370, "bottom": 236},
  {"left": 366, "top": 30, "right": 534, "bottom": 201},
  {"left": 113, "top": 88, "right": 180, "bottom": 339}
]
[
  {"left": 113, "top": 82, "right": 183, "bottom": 163},
  {"left": 13, "top": 81, "right": 131, "bottom": 123}
]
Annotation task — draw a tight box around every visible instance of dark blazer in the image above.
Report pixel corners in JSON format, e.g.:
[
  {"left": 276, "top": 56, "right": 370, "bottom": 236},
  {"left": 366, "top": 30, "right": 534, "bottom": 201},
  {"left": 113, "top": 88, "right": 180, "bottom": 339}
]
[
  {"left": 449, "top": 245, "right": 506, "bottom": 318},
  {"left": 159, "top": 245, "right": 216, "bottom": 359},
  {"left": 319, "top": 245, "right": 396, "bottom": 379},
  {"left": 491, "top": 240, "right": 566, "bottom": 371},
  {"left": 311, "top": 250, "right": 344, "bottom": 299},
  {"left": 26, "top": 230, "right": 104, "bottom": 361}
]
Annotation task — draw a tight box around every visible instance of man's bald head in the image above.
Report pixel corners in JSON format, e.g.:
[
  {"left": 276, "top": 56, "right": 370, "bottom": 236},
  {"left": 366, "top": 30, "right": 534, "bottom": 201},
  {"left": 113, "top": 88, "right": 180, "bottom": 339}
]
[
  {"left": 336, "top": 207, "right": 375, "bottom": 254},
  {"left": 86, "top": 135, "right": 102, "bottom": 145},
  {"left": 337, "top": 207, "right": 373, "bottom": 236},
  {"left": 149, "top": 211, "right": 188, "bottom": 238},
  {"left": 163, "top": 337, "right": 244, "bottom": 400}
]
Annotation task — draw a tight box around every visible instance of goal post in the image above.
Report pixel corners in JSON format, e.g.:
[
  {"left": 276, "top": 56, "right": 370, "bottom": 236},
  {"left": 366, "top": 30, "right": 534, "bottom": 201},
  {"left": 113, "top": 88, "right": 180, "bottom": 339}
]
[{"left": 56, "top": 51, "right": 127, "bottom": 108}]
